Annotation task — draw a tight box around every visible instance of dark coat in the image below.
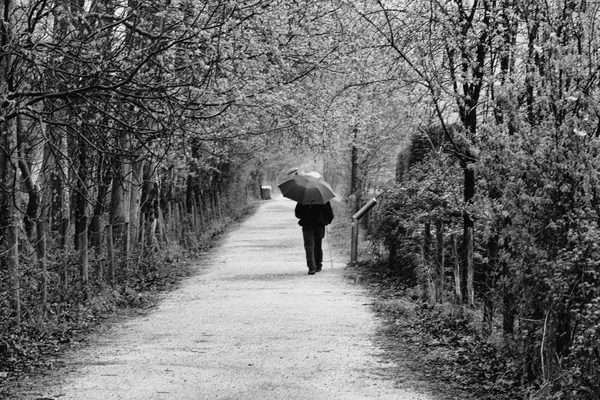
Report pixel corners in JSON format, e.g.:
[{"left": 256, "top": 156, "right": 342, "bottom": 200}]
[{"left": 295, "top": 202, "right": 334, "bottom": 226}]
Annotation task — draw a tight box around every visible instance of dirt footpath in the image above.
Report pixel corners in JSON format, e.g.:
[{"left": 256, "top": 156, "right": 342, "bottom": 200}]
[{"left": 19, "top": 198, "right": 434, "bottom": 400}]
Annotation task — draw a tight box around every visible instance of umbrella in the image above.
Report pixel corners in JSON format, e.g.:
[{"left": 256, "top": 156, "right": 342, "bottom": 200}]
[{"left": 278, "top": 174, "right": 335, "bottom": 205}]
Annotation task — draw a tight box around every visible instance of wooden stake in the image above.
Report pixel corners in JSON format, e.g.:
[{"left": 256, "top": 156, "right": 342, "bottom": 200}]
[
  {"left": 107, "top": 225, "right": 115, "bottom": 286},
  {"left": 435, "top": 219, "right": 444, "bottom": 303},
  {"left": 36, "top": 221, "right": 47, "bottom": 316},
  {"left": 466, "top": 227, "right": 475, "bottom": 307},
  {"left": 451, "top": 233, "right": 461, "bottom": 303}
]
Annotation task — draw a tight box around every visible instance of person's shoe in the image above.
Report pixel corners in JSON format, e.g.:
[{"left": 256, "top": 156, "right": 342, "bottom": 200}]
[
  {"left": 308, "top": 269, "right": 316, "bottom": 275},
  {"left": 315, "top": 266, "right": 322, "bottom": 272}
]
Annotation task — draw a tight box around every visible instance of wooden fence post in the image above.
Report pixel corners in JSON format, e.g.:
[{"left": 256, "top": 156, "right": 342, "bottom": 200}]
[
  {"left": 422, "top": 220, "right": 432, "bottom": 303},
  {"left": 150, "top": 217, "right": 159, "bottom": 251},
  {"left": 166, "top": 201, "right": 173, "bottom": 242},
  {"left": 191, "top": 202, "right": 199, "bottom": 236},
  {"left": 106, "top": 225, "right": 115, "bottom": 286},
  {"left": 78, "top": 216, "right": 89, "bottom": 291},
  {"left": 139, "top": 219, "right": 146, "bottom": 252},
  {"left": 197, "top": 195, "right": 205, "bottom": 232},
  {"left": 435, "top": 219, "right": 444, "bottom": 303},
  {"left": 60, "top": 217, "right": 69, "bottom": 290},
  {"left": 157, "top": 206, "right": 167, "bottom": 244},
  {"left": 8, "top": 224, "right": 20, "bottom": 328},
  {"left": 36, "top": 221, "right": 47, "bottom": 316},
  {"left": 482, "top": 236, "right": 499, "bottom": 338},
  {"left": 216, "top": 191, "right": 223, "bottom": 220},
  {"left": 451, "top": 233, "right": 461, "bottom": 303},
  {"left": 123, "top": 222, "right": 130, "bottom": 258},
  {"left": 466, "top": 227, "right": 475, "bottom": 307},
  {"left": 91, "top": 215, "right": 103, "bottom": 282},
  {"left": 204, "top": 195, "right": 213, "bottom": 226}
]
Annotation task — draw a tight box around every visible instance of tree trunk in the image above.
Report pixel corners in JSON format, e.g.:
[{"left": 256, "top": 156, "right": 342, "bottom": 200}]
[
  {"left": 350, "top": 124, "right": 362, "bottom": 214},
  {"left": 186, "top": 174, "right": 194, "bottom": 214},
  {"left": 90, "top": 153, "right": 110, "bottom": 259},
  {"left": 109, "top": 156, "right": 126, "bottom": 253},
  {"left": 142, "top": 162, "right": 159, "bottom": 247},
  {"left": 1, "top": 120, "right": 20, "bottom": 327},
  {"left": 74, "top": 140, "right": 88, "bottom": 251},
  {"left": 17, "top": 116, "right": 39, "bottom": 238},
  {"left": 1, "top": 3, "right": 20, "bottom": 323},
  {"left": 129, "top": 157, "right": 144, "bottom": 247},
  {"left": 122, "top": 152, "right": 131, "bottom": 258}
]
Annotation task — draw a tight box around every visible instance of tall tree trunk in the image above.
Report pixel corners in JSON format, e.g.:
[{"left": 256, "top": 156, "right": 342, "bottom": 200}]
[
  {"left": 16, "top": 114, "right": 39, "bottom": 238},
  {"left": 1, "top": 0, "right": 20, "bottom": 328},
  {"left": 129, "top": 157, "right": 144, "bottom": 247},
  {"left": 109, "top": 155, "right": 126, "bottom": 250},
  {"left": 142, "top": 162, "right": 159, "bottom": 248},
  {"left": 1, "top": 120, "right": 20, "bottom": 328},
  {"left": 90, "top": 154, "right": 110, "bottom": 268},
  {"left": 350, "top": 125, "right": 361, "bottom": 213},
  {"left": 122, "top": 137, "right": 131, "bottom": 257},
  {"left": 1, "top": 118, "right": 20, "bottom": 326},
  {"left": 74, "top": 137, "right": 89, "bottom": 291},
  {"left": 37, "top": 124, "right": 52, "bottom": 314},
  {"left": 74, "top": 140, "right": 88, "bottom": 249}
]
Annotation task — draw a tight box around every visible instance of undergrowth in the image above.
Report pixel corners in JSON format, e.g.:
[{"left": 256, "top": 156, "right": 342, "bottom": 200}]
[
  {"left": 0, "top": 201, "right": 259, "bottom": 397},
  {"left": 350, "top": 259, "right": 531, "bottom": 400}
]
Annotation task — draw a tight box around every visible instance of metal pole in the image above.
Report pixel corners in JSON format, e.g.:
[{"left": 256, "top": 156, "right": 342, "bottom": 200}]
[
  {"left": 350, "top": 198, "right": 378, "bottom": 265},
  {"left": 351, "top": 217, "right": 359, "bottom": 264},
  {"left": 352, "top": 198, "right": 378, "bottom": 220}
]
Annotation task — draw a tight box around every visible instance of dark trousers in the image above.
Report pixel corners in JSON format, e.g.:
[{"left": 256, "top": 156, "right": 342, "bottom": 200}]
[{"left": 302, "top": 225, "right": 325, "bottom": 271}]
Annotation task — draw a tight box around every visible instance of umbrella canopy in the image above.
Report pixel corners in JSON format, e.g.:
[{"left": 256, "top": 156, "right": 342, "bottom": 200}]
[{"left": 278, "top": 175, "right": 335, "bottom": 205}]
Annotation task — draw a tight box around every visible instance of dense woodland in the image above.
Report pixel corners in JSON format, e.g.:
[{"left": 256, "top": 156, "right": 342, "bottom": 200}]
[{"left": 0, "top": 0, "right": 599, "bottom": 399}]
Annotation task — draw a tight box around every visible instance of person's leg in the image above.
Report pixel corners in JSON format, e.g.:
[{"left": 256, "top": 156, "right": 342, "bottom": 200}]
[
  {"left": 302, "top": 226, "right": 317, "bottom": 274},
  {"left": 314, "top": 225, "right": 325, "bottom": 271}
]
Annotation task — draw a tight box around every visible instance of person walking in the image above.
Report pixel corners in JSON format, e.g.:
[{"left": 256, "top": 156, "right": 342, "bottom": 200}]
[{"left": 295, "top": 202, "right": 334, "bottom": 275}]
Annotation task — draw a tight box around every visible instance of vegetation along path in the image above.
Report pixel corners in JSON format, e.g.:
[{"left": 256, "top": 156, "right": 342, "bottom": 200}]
[{"left": 13, "top": 198, "right": 433, "bottom": 400}]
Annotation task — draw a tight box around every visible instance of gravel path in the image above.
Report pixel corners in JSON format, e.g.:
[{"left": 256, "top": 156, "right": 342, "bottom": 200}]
[{"left": 23, "top": 198, "right": 433, "bottom": 400}]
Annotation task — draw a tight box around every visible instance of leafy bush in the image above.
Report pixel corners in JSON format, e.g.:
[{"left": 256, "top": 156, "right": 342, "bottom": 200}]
[
  {"left": 371, "top": 152, "right": 462, "bottom": 283},
  {"left": 474, "top": 122, "right": 600, "bottom": 398}
]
